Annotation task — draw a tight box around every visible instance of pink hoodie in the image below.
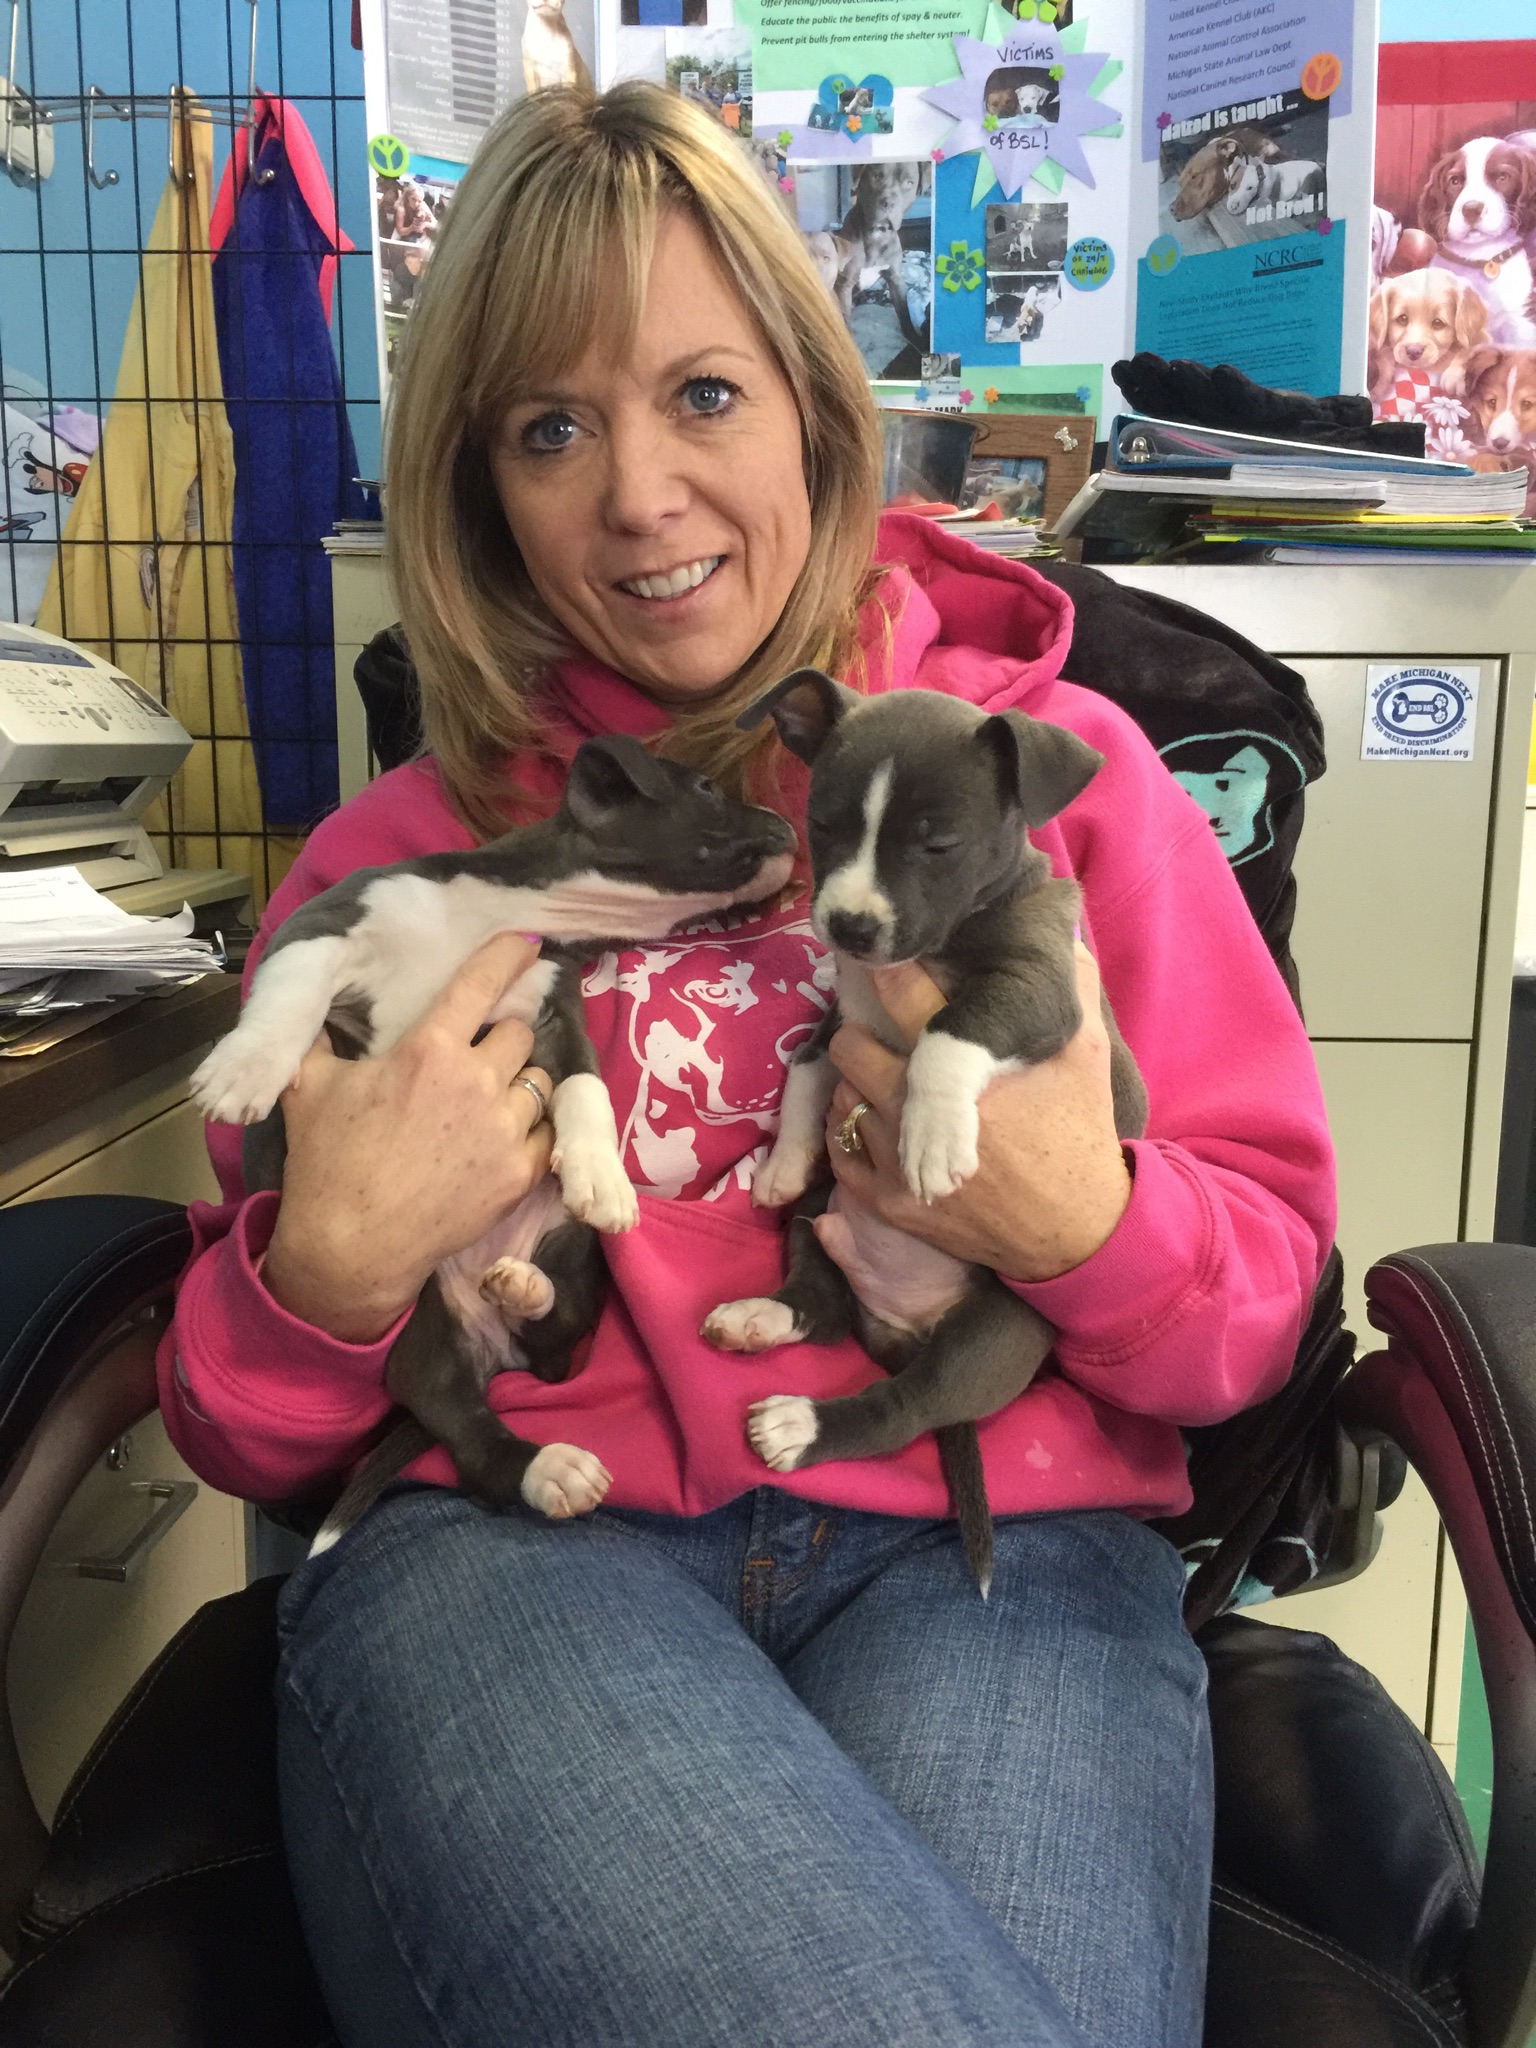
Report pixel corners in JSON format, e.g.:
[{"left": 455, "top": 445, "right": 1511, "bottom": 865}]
[{"left": 159, "top": 516, "right": 1336, "bottom": 1523}]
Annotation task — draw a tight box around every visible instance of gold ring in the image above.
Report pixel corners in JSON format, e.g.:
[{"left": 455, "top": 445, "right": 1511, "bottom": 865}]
[
  {"left": 515, "top": 1073, "right": 550, "bottom": 1127},
  {"left": 833, "top": 1101, "right": 870, "bottom": 1156}
]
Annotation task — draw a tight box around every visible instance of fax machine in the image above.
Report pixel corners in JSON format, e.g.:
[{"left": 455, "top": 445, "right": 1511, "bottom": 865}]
[{"left": 0, "top": 620, "right": 193, "bottom": 889}]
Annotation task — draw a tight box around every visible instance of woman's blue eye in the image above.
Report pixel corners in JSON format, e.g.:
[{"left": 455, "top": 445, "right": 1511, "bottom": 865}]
[
  {"left": 524, "top": 413, "right": 579, "bottom": 453},
  {"left": 682, "top": 378, "right": 738, "bottom": 415}
]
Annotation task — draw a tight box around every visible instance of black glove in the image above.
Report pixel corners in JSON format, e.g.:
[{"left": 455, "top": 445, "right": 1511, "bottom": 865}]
[{"left": 1111, "top": 352, "right": 1425, "bottom": 456}]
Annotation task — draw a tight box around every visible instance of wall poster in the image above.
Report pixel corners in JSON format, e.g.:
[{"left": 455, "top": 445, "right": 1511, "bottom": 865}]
[
  {"left": 358, "top": 0, "right": 1376, "bottom": 459},
  {"left": 1370, "top": 38, "right": 1536, "bottom": 513}
]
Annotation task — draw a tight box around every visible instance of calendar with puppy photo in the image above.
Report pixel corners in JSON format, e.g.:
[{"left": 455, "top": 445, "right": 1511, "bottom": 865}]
[
  {"left": 1371, "top": 53, "right": 1536, "bottom": 505},
  {"left": 1158, "top": 90, "right": 1329, "bottom": 256}
]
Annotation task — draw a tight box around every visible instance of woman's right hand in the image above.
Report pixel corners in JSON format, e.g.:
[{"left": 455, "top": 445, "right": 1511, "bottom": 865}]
[{"left": 260, "top": 932, "right": 555, "bottom": 1343}]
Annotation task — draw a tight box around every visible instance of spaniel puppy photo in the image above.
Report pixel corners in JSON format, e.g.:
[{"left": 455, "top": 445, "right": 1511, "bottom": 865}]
[
  {"left": 1460, "top": 346, "right": 1536, "bottom": 457},
  {"left": 1420, "top": 135, "right": 1536, "bottom": 345},
  {"left": 1368, "top": 267, "right": 1490, "bottom": 400}
]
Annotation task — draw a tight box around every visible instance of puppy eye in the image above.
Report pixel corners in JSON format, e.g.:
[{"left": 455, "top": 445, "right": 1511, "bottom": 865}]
[
  {"left": 923, "top": 837, "right": 962, "bottom": 855},
  {"left": 691, "top": 774, "right": 722, "bottom": 800}
]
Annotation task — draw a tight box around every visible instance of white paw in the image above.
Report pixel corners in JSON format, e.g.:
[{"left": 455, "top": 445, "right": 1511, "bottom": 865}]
[
  {"left": 479, "top": 1257, "right": 555, "bottom": 1320},
  {"left": 702, "top": 1298, "right": 803, "bottom": 1354},
  {"left": 520, "top": 1442, "right": 612, "bottom": 1519},
  {"left": 752, "top": 1139, "right": 820, "bottom": 1210},
  {"left": 190, "top": 1034, "right": 296, "bottom": 1126},
  {"left": 747, "top": 1395, "right": 820, "bottom": 1471},
  {"left": 898, "top": 1094, "right": 980, "bottom": 1204},
  {"left": 555, "top": 1142, "right": 640, "bottom": 1234}
]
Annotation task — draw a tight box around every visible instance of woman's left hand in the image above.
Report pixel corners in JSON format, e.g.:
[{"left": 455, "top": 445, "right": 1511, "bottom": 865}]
[{"left": 826, "top": 946, "right": 1133, "bottom": 1283}]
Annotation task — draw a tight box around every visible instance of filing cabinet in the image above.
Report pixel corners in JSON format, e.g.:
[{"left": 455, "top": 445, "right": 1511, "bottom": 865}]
[{"left": 1112, "top": 563, "right": 1536, "bottom": 1762}]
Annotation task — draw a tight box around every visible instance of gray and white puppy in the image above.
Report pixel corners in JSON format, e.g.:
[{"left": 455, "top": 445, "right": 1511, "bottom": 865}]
[
  {"left": 704, "top": 671, "right": 1147, "bottom": 1593},
  {"left": 193, "top": 735, "right": 796, "bottom": 1543}
]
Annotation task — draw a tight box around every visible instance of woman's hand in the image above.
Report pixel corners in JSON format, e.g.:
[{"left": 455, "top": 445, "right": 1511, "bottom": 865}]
[
  {"left": 261, "top": 933, "right": 555, "bottom": 1343},
  {"left": 826, "top": 945, "right": 1133, "bottom": 1283}
]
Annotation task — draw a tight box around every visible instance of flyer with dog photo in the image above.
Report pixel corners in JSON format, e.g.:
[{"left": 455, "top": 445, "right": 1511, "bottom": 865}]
[
  {"left": 1371, "top": 40, "right": 1536, "bottom": 504},
  {"left": 1158, "top": 91, "right": 1330, "bottom": 256}
]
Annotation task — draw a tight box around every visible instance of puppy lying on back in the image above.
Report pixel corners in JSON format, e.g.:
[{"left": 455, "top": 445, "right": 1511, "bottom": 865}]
[
  {"left": 195, "top": 736, "right": 796, "bottom": 1548},
  {"left": 704, "top": 672, "right": 1147, "bottom": 1593}
]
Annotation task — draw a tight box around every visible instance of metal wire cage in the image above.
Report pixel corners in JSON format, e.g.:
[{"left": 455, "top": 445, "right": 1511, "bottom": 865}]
[{"left": 0, "top": 0, "right": 380, "bottom": 910}]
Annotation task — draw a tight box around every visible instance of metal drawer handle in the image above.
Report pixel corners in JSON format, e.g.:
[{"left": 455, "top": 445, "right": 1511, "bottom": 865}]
[{"left": 64, "top": 1480, "right": 197, "bottom": 1583}]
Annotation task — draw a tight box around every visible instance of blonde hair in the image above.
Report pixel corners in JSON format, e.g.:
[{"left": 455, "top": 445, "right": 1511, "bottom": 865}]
[{"left": 385, "top": 83, "right": 886, "bottom": 838}]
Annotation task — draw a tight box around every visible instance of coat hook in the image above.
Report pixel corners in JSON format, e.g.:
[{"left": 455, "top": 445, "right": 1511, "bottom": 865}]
[
  {"left": 246, "top": 0, "right": 274, "bottom": 185},
  {"left": 85, "top": 85, "right": 119, "bottom": 189}
]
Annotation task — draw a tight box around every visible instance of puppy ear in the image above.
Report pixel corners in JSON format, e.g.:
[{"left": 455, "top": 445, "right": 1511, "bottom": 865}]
[
  {"left": 980, "top": 711, "right": 1104, "bottom": 828},
  {"left": 563, "top": 734, "right": 671, "bottom": 827},
  {"left": 1368, "top": 283, "right": 1391, "bottom": 355},
  {"left": 1453, "top": 282, "right": 1489, "bottom": 353},
  {"left": 736, "top": 668, "right": 860, "bottom": 762},
  {"left": 1515, "top": 147, "right": 1536, "bottom": 232},
  {"left": 1460, "top": 344, "right": 1504, "bottom": 395},
  {"left": 1419, "top": 156, "right": 1455, "bottom": 241}
]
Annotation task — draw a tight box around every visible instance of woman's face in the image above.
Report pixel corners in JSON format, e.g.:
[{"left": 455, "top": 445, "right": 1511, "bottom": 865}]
[{"left": 491, "top": 208, "right": 812, "bottom": 706}]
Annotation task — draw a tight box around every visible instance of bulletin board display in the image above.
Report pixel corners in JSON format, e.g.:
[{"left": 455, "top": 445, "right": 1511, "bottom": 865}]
[{"left": 356, "top": 0, "right": 1375, "bottom": 430}]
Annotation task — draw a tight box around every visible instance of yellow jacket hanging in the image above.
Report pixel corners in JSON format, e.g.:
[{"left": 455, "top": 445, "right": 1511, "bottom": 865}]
[{"left": 37, "top": 92, "right": 265, "bottom": 882}]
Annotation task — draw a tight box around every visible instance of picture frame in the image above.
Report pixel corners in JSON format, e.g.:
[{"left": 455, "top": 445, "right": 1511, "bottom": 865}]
[{"left": 963, "top": 413, "right": 1094, "bottom": 533}]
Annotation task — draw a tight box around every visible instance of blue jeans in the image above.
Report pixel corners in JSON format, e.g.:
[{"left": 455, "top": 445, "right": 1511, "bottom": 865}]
[{"left": 276, "top": 1487, "right": 1212, "bottom": 2048}]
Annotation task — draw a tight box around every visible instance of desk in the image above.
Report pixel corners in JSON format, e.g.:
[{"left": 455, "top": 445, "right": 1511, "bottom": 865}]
[{"left": 3, "top": 974, "right": 251, "bottom": 1818}]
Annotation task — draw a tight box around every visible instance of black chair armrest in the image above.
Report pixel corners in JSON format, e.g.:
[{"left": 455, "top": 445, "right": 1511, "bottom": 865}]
[
  {"left": 0, "top": 1196, "right": 191, "bottom": 1951},
  {"left": 0, "top": 1197, "right": 192, "bottom": 1485},
  {"left": 1344, "top": 1243, "right": 1536, "bottom": 2048}
]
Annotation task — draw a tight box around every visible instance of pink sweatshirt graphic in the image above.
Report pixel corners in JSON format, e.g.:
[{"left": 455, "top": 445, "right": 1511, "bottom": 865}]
[{"left": 160, "top": 516, "right": 1336, "bottom": 1522}]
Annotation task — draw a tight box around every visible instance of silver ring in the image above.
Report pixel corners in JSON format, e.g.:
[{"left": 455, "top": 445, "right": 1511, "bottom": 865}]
[{"left": 515, "top": 1073, "right": 550, "bottom": 1127}]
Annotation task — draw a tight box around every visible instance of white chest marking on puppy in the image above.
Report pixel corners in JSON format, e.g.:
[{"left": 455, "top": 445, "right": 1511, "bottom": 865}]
[
  {"left": 900, "top": 1030, "right": 1018, "bottom": 1204},
  {"left": 814, "top": 759, "right": 895, "bottom": 943}
]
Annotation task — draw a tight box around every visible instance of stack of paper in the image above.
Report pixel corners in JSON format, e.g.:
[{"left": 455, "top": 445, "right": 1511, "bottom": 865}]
[
  {"left": 934, "top": 514, "right": 1043, "bottom": 559},
  {"left": 0, "top": 866, "right": 222, "bottom": 1025},
  {"left": 1051, "top": 413, "right": 1536, "bottom": 560}
]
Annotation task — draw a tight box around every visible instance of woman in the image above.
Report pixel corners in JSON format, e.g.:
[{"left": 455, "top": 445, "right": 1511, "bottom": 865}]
[{"left": 162, "top": 84, "right": 1335, "bottom": 2048}]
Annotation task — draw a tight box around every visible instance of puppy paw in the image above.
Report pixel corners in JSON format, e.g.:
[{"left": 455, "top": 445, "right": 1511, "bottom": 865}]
[
  {"left": 898, "top": 1097, "right": 980, "bottom": 1204},
  {"left": 520, "top": 1443, "right": 612, "bottom": 1519},
  {"left": 190, "top": 1034, "right": 296, "bottom": 1126},
  {"left": 702, "top": 1298, "right": 803, "bottom": 1353},
  {"left": 554, "top": 1143, "right": 640, "bottom": 1235},
  {"left": 479, "top": 1258, "right": 556, "bottom": 1321},
  {"left": 752, "top": 1139, "right": 821, "bottom": 1210},
  {"left": 747, "top": 1395, "right": 820, "bottom": 1472}
]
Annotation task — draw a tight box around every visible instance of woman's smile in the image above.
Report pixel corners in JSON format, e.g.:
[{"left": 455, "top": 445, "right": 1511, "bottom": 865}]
[{"left": 614, "top": 553, "right": 724, "bottom": 603}]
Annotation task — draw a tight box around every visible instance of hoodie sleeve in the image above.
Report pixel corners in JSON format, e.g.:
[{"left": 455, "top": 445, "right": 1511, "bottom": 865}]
[
  {"left": 1006, "top": 687, "right": 1337, "bottom": 1428},
  {"left": 155, "top": 763, "right": 470, "bottom": 1503}
]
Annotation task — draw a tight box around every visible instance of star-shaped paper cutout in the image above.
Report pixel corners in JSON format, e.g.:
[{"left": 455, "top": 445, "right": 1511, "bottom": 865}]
[{"left": 923, "top": 34, "right": 1120, "bottom": 196}]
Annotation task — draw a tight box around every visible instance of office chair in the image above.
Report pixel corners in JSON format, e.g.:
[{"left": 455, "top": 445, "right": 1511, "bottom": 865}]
[{"left": 0, "top": 1197, "right": 1530, "bottom": 2047}]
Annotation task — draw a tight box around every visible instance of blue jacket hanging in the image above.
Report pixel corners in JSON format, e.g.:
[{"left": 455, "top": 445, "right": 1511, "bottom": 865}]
[{"left": 212, "top": 113, "right": 369, "bottom": 828}]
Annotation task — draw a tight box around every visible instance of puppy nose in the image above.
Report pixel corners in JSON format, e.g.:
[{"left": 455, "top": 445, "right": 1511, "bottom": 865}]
[
  {"left": 1462, "top": 200, "right": 1483, "bottom": 222},
  {"left": 827, "top": 910, "right": 882, "bottom": 954},
  {"left": 1404, "top": 342, "right": 1423, "bottom": 361}
]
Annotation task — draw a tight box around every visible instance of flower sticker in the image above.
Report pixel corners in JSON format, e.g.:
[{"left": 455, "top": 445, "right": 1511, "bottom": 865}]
[
  {"left": 935, "top": 240, "right": 985, "bottom": 293},
  {"left": 984, "top": 386, "right": 1001, "bottom": 404},
  {"left": 958, "top": 389, "right": 975, "bottom": 406}
]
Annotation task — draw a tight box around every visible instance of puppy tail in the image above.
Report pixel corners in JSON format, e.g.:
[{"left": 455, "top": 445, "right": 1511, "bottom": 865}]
[
  {"left": 308, "top": 1415, "right": 434, "bottom": 1558},
  {"left": 936, "top": 1422, "right": 995, "bottom": 1599}
]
